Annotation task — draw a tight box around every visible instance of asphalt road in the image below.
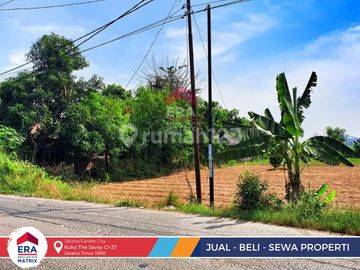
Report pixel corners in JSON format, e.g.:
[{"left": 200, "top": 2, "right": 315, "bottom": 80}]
[{"left": 0, "top": 195, "right": 359, "bottom": 270}]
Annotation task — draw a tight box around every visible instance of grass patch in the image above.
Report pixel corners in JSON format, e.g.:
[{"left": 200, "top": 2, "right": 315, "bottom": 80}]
[
  {"left": 176, "top": 203, "right": 360, "bottom": 235},
  {"left": 349, "top": 158, "right": 360, "bottom": 165},
  {"left": 1, "top": 152, "right": 359, "bottom": 235},
  {"left": 0, "top": 152, "right": 72, "bottom": 199},
  {"left": 222, "top": 159, "right": 270, "bottom": 166},
  {"left": 0, "top": 152, "right": 112, "bottom": 204},
  {"left": 115, "top": 199, "right": 144, "bottom": 208}
]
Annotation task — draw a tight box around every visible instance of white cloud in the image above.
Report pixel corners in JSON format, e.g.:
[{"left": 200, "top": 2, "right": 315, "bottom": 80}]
[
  {"left": 0, "top": 50, "right": 29, "bottom": 77},
  {"left": 17, "top": 23, "right": 86, "bottom": 38},
  {"left": 221, "top": 25, "right": 360, "bottom": 138},
  {"left": 213, "top": 14, "right": 275, "bottom": 57},
  {"left": 9, "top": 50, "right": 27, "bottom": 66},
  {"left": 163, "top": 14, "right": 276, "bottom": 63},
  {"left": 165, "top": 27, "right": 186, "bottom": 38}
]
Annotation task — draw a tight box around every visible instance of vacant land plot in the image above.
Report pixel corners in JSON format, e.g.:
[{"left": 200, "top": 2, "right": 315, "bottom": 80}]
[{"left": 92, "top": 165, "right": 360, "bottom": 208}]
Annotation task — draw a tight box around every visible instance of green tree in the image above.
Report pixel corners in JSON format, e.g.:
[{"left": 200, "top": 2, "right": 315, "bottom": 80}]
[
  {"left": 63, "top": 92, "right": 132, "bottom": 175},
  {"left": 103, "top": 84, "right": 131, "bottom": 99},
  {"left": 218, "top": 72, "right": 359, "bottom": 201},
  {"left": 116, "top": 87, "right": 195, "bottom": 178},
  {"left": 27, "top": 33, "right": 88, "bottom": 74},
  {"left": 0, "top": 125, "right": 25, "bottom": 155},
  {"left": 325, "top": 127, "right": 346, "bottom": 143},
  {"left": 0, "top": 33, "right": 92, "bottom": 162}
]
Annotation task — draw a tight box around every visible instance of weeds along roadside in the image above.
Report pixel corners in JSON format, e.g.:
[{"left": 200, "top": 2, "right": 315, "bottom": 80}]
[{"left": 1, "top": 154, "right": 359, "bottom": 236}]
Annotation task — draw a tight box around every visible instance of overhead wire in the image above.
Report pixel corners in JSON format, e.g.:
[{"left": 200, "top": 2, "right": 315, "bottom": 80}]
[
  {"left": 125, "top": 0, "right": 181, "bottom": 89},
  {"left": 0, "top": 0, "right": 155, "bottom": 77},
  {"left": 78, "top": 0, "right": 249, "bottom": 54},
  {"left": 191, "top": 0, "right": 232, "bottom": 8},
  {"left": 74, "top": 0, "right": 154, "bottom": 49},
  {"left": 0, "top": 0, "right": 250, "bottom": 80},
  {"left": 0, "top": 0, "right": 15, "bottom": 7},
  {"left": 0, "top": 0, "right": 104, "bottom": 11}
]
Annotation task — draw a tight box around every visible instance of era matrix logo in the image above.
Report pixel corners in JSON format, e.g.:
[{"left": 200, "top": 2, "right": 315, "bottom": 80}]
[{"left": 7, "top": 227, "right": 48, "bottom": 269}]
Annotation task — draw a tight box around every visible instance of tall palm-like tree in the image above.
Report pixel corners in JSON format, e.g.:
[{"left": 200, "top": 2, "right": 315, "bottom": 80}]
[{"left": 218, "top": 72, "right": 359, "bottom": 201}]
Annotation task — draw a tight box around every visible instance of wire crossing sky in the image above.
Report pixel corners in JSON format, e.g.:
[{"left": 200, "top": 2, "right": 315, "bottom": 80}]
[
  {"left": 0, "top": 0, "right": 360, "bottom": 137},
  {"left": 0, "top": 0, "right": 105, "bottom": 11}
]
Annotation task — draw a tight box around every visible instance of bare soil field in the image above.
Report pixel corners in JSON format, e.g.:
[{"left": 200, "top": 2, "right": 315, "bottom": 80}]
[{"left": 92, "top": 165, "right": 360, "bottom": 208}]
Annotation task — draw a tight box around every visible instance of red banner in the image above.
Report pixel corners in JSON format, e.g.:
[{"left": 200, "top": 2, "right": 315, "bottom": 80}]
[
  {"left": 46, "top": 237, "right": 157, "bottom": 257},
  {"left": 0, "top": 238, "right": 7, "bottom": 257}
]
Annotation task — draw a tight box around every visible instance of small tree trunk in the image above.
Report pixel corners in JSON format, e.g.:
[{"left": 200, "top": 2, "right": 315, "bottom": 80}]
[
  {"left": 285, "top": 153, "right": 304, "bottom": 201},
  {"left": 30, "top": 135, "right": 38, "bottom": 163},
  {"left": 105, "top": 145, "right": 109, "bottom": 174},
  {"left": 286, "top": 170, "right": 303, "bottom": 201}
]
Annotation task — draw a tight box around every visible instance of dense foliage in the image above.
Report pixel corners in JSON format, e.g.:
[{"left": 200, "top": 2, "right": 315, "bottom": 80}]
[
  {"left": 0, "top": 125, "right": 25, "bottom": 156},
  {"left": 0, "top": 33, "right": 240, "bottom": 180},
  {"left": 218, "top": 72, "right": 359, "bottom": 200}
]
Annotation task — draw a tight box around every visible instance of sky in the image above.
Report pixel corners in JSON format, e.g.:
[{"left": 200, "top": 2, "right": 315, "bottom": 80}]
[{"left": 1, "top": 0, "right": 360, "bottom": 138}]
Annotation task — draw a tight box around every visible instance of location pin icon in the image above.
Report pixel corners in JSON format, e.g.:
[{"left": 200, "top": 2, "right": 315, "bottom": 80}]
[{"left": 54, "top": 241, "right": 63, "bottom": 254}]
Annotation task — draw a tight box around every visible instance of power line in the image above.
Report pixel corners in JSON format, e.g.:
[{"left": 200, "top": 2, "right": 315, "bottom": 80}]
[
  {"left": 0, "top": 0, "right": 15, "bottom": 7},
  {"left": 192, "top": 0, "right": 249, "bottom": 15},
  {"left": 0, "top": 0, "right": 104, "bottom": 11},
  {"left": 192, "top": 12, "right": 226, "bottom": 107},
  {"left": 79, "top": 13, "right": 183, "bottom": 54},
  {"left": 0, "top": 0, "right": 249, "bottom": 79},
  {"left": 125, "top": 0, "right": 180, "bottom": 89},
  {"left": 191, "top": 0, "right": 231, "bottom": 8},
  {"left": 0, "top": 0, "right": 155, "bottom": 77},
  {"left": 74, "top": 0, "right": 154, "bottom": 49},
  {"left": 0, "top": 15, "right": 181, "bottom": 79},
  {"left": 79, "top": 0, "right": 250, "bottom": 54}
]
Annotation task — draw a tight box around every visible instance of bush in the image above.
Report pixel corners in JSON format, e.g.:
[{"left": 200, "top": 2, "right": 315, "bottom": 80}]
[
  {"left": 164, "top": 191, "right": 179, "bottom": 207},
  {"left": 0, "top": 125, "right": 25, "bottom": 156},
  {"left": 234, "top": 172, "right": 281, "bottom": 210},
  {"left": 115, "top": 199, "right": 143, "bottom": 208},
  {"left": 290, "top": 183, "right": 336, "bottom": 221},
  {"left": 0, "top": 152, "right": 70, "bottom": 198},
  {"left": 225, "top": 160, "right": 238, "bottom": 167}
]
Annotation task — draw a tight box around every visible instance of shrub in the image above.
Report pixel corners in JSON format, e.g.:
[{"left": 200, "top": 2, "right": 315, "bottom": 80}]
[
  {"left": 115, "top": 199, "right": 143, "bottom": 208},
  {"left": 226, "top": 160, "right": 238, "bottom": 167},
  {"left": 291, "top": 183, "right": 336, "bottom": 221},
  {"left": 0, "top": 125, "right": 25, "bottom": 156},
  {"left": 0, "top": 152, "right": 70, "bottom": 198},
  {"left": 234, "top": 172, "right": 281, "bottom": 210},
  {"left": 164, "top": 191, "right": 179, "bottom": 207},
  {"left": 186, "top": 194, "right": 197, "bottom": 204}
]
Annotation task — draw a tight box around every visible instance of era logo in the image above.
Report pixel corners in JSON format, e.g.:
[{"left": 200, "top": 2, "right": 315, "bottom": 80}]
[
  {"left": 7, "top": 227, "right": 48, "bottom": 269},
  {"left": 18, "top": 245, "right": 38, "bottom": 254}
]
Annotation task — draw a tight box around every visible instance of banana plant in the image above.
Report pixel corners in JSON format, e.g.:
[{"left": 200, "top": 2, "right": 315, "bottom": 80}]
[
  {"left": 354, "top": 140, "right": 360, "bottom": 155},
  {"left": 217, "top": 72, "right": 359, "bottom": 201}
]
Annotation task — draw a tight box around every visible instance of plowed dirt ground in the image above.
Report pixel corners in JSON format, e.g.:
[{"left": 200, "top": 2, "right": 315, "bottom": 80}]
[{"left": 92, "top": 165, "right": 360, "bottom": 207}]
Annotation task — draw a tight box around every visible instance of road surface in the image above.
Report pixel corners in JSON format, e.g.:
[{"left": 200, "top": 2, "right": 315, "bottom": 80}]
[{"left": 0, "top": 195, "right": 358, "bottom": 270}]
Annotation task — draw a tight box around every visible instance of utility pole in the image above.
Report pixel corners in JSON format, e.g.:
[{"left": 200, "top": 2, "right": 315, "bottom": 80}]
[
  {"left": 207, "top": 4, "right": 214, "bottom": 207},
  {"left": 186, "top": 0, "right": 202, "bottom": 203}
]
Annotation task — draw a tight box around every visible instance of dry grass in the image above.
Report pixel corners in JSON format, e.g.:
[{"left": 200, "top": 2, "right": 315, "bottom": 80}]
[{"left": 92, "top": 164, "right": 360, "bottom": 208}]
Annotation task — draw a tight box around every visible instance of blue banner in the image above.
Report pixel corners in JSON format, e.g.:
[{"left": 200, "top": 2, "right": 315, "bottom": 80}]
[{"left": 191, "top": 237, "right": 360, "bottom": 258}]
